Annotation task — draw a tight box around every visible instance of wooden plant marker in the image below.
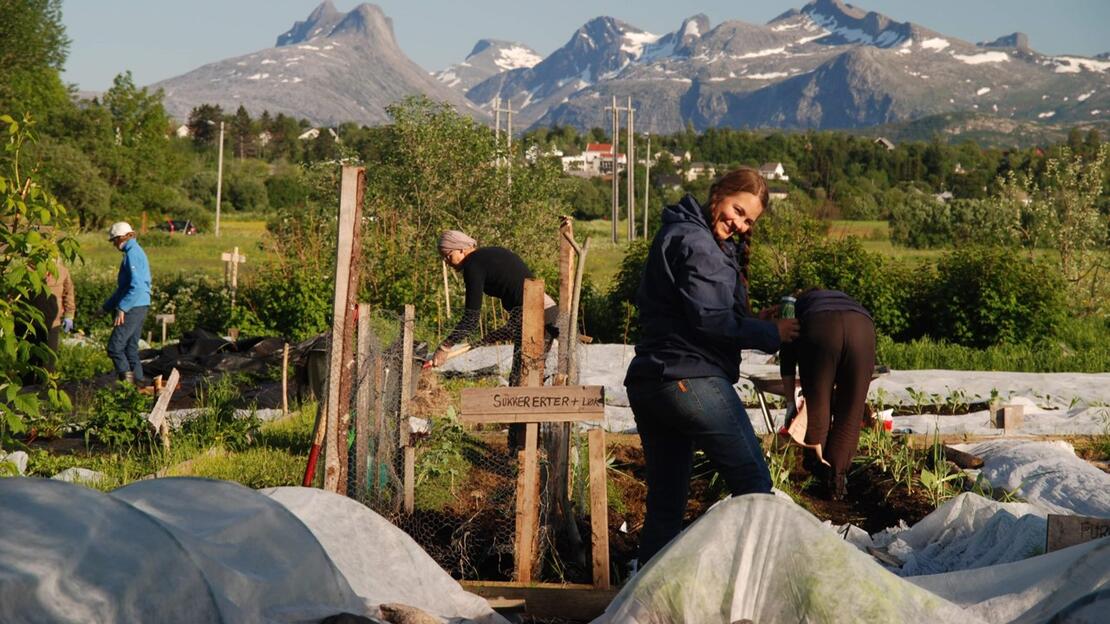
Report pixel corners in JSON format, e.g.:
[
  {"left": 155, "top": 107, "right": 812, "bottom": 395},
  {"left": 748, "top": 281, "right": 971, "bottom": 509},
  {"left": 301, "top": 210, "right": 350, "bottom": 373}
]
[
  {"left": 991, "top": 404, "right": 1024, "bottom": 433},
  {"left": 147, "top": 368, "right": 181, "bottom": 451},
  {"left": 221, "top": 246, "right": 247, "bottom": 310},
  {"left": 1046, "top": 515, "right": 1110, "bottom": 553},
  {"left": 155, "top": 313, "right": 175, "bottom": 345},
  {"left": 460, "top": 382, "right": 608, "bottom": 587}
]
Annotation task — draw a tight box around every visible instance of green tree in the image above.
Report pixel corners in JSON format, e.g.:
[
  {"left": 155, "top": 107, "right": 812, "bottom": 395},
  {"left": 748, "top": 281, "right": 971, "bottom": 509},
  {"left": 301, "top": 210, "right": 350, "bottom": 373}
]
[
  {"left": 230, "top": 105, "right": 256, "bottom": 159},
  {"left": 0, "top": 0, "right": 71, "bottom": 119},
  {"left": 187, "top": 104, "right": 223, "bottom": 148}
]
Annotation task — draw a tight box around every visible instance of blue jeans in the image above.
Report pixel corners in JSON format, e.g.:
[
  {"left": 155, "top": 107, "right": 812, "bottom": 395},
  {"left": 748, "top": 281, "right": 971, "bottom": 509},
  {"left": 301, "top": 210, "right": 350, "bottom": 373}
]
[
  {"left": 628, "top": 375, "right": 771, "bottom": 563},
  {"left": 107, "top": 306, "right": 148, "bottom": 380}
]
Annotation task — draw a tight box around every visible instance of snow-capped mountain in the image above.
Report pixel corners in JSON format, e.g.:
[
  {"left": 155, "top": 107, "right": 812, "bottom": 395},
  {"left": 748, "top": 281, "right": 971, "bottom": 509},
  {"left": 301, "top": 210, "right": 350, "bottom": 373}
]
[
  {"left": 154, "top": 2, "right": 483, "bottom": 125},
  {"left": 434, "top": 40, "right": 542, "bottom": 92},
  {"left": 461, "top": 0, "right": 1108, "bottom": 132}
]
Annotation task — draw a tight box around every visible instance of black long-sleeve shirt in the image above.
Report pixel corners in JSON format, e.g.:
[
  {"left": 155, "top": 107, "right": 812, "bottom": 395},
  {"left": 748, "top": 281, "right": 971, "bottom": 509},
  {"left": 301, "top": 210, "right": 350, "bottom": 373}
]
[
  {"left": 443, "top": 246, "right": 535, "bottom": 346},
  {"left": 779, "top": 289, "right": 872, "bottom": 377}
]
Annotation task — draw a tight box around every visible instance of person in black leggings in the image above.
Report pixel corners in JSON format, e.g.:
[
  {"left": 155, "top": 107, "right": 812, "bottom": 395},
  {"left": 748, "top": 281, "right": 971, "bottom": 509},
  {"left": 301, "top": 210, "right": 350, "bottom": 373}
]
[{"left": 779, "top": 289, "right": 875, "bottom": 500}]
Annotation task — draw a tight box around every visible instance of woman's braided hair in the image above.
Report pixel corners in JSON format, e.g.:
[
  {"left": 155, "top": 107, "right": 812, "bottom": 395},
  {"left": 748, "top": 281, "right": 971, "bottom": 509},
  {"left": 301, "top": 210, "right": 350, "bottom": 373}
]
[{"left": 706, "top": 167, "right": 769, "bottom": 286}]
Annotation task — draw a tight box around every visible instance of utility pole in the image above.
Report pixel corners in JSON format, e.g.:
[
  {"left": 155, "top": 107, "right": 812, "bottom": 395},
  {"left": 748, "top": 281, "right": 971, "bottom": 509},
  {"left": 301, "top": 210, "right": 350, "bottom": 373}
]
[
  {"left": 604, "top": 96, "right": 632, "bottom": 244},
  {"left": 493, "top": 97, "right": 514, "bottom": 183},
  {"left": 626, "top": 97, "right": 635, "bottom": 242},
  {"left": 215, "top": 121, "right": 224, "bottom": 238},
  {"left": 643, "top": 133, "right": 650, "bottom": 239}
]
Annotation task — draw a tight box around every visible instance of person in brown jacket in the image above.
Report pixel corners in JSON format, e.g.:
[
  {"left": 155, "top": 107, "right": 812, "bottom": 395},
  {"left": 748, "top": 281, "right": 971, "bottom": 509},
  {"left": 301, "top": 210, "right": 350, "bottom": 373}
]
[{"left": 30, "top": 258, "right": 76, "bottom": 373}]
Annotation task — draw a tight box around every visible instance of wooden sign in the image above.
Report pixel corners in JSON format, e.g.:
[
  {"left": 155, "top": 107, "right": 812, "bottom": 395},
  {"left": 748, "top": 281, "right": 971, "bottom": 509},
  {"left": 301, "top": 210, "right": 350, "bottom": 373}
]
[
  {"left": 1046, "top": 514, "right": 1110, "bottom": 552},
  {"left": 460, "top": 386, "right": 605, "bottom": 424}
]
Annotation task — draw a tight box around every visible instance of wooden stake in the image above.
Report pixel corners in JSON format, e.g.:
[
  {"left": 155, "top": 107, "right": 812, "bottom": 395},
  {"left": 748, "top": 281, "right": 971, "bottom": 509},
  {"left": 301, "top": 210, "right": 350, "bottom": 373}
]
[
  {"left": 141, "top": 211, "right": 148, "bottom": 234},
  {"left": 512, "top": 279, "right": 546, "bottom": 582},
  {"left": 281, "top": 343, "right": 290, "bottom": 417},
  {"left": 400, "top": 304, "right": 415, "bottom": 513},
  {"left": 322, "top": 165, "right": 365, "bottom": 494},
  {"left": 588, "top": 427, "right": 610, "bottom": 589},
  {"left": 355, "top": 303, "right": 372, "bottom": 498},
  {"left": 442, "top": 260, "right": 452, "bottom": 318},
  {"left": 146, "top": 368, "right": 180, "bottom": 436}
]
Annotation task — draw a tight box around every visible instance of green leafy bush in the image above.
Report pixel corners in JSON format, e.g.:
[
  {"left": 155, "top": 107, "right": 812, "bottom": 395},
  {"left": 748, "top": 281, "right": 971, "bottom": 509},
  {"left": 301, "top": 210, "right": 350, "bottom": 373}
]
[
  {"left": 85, "top": 383, "right": 154, "bottom": 449},
  {"left": 921, "top": 247, "right": 1066, "bottom": 347},
  {"left": 57, "top": 342, "right": 112, "bottom": 382}
]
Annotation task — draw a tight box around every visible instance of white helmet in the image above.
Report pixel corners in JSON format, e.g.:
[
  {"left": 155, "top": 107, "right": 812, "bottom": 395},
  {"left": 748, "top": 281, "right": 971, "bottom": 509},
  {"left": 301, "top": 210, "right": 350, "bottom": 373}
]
[{"left": 107, "top": 222, "right": 134, "bottom": 241}]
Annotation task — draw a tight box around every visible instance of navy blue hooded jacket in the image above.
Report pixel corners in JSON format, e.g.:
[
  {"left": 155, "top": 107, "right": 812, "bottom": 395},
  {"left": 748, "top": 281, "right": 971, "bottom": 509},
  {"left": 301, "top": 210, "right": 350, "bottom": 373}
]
[{"left": 624, "top": 194, "right": 781, "bottom": 385}]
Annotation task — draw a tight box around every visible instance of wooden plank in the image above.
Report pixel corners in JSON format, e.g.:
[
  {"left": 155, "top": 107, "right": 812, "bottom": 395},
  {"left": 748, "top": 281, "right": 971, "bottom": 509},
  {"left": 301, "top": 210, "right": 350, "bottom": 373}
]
[
  {"left": 588, "top": 427, "right": 610, "bottom": 589},
  {"left": 460, "top": 386, "right": 605, "bottom": 423},
  {"left": 1046, "top": 514, "right": 1110, "bottom": 553},
  {"left": 371, "top": 351, "right": 387, "bottom": 502},
  {"left": 513, "top": 449, "right": 527, "bottom": 582},
  {"left": 146, "top": 368, "right": 181, "bottom": 432},
  {"left": 521, "top": 279, "right": 546, "bottom": 386},
  {"left": 515, "top": 422, "right": 540, "bottom": 582},
  {"left": 355, "top": 303, "right": 372, "bottom": 498},
  {"left": 460, "top": 581, "right": 619, "bottom": 622},
  {"left": 322, "top": 165, "right": 364, "bottom": 493},
  {"left": 943, "top": 445, "right": 984, "bottom": 469}
]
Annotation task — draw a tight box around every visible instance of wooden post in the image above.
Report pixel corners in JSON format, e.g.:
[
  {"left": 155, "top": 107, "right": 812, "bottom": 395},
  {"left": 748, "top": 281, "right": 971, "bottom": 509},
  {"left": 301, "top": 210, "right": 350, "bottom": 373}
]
[
  {"left": 322, "top": 165, "right": 365, "bottom": 494},
  {"left": 400, "top": 304, "right": 415, "bottom": 513},
  {"left": 141, "top": 211, "right": 148, "bottom": 234},
  {"left": 588, "top": 427, "right": 610, "bottom": 589},
  {"left": 355, "top": 303, "right": 372, "bottom": 498},
  {"left": 281, "top": 343, "right": 290, "bottom": 417},
  {"left": 512, "top": 279, "right": 546, "bottom": 582},
  {"left": 371, "top": 348, "right": 387, "bottom": 501}
]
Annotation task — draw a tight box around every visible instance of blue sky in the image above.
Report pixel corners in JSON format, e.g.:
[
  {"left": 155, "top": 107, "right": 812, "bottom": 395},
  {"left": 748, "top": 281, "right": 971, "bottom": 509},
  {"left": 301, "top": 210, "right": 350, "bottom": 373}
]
[{"left": 62, "top": 0, "right": 1110, "bottom": 91}]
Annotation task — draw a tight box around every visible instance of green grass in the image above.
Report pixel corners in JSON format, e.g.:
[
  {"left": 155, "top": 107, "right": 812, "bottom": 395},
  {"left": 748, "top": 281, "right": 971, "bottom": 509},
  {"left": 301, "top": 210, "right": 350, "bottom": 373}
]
[
  {"left": 70, "top": 217, "right": 276, "bottom": 280},
  {"left": 574, "top": 218, "right": 645, "bottom": 289}
]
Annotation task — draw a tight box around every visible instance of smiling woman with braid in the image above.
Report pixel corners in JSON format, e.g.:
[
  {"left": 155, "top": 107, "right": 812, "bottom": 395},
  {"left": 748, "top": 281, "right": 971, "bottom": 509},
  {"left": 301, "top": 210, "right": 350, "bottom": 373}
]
[{"left": 623, "top": 167, "right": 799, "bottom": 565}]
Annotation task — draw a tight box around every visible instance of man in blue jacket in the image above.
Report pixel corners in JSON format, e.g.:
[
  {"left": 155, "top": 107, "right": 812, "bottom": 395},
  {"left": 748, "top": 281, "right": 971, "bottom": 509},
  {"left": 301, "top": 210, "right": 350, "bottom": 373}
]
[{"left": 102, "top": 222, "right": 151, "bottom": 384}]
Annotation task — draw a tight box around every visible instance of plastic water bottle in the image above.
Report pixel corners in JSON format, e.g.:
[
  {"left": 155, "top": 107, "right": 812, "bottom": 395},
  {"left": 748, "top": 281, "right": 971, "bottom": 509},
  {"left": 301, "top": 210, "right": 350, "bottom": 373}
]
[{"left": 780, "top": 295, "right": 796, "bottom": 319}]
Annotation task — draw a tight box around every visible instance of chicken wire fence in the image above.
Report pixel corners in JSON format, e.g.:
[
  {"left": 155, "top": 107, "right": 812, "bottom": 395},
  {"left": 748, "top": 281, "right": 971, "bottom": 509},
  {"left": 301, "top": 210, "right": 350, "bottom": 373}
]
[{"left": 333, "top": 305, "right": 592, "bottom": 582}]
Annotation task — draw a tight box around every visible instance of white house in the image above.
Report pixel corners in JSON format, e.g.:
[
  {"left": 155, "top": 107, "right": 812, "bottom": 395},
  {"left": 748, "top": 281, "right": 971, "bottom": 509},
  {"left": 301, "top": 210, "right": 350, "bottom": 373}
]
[
  {"left": 685, "top": 162, "right": 716, "bottom": 182},
  {"left": 874, "top": 137, "right": 895, "bottom": 151},
  {"left": 297, "top": 128, "right": 338, "bottom": 141},
  {"left": 758, "top": 162, "right": 789, "bottom": 182},
  {"left": 175, "top": 124, "right": 191, "bottom": 138}
]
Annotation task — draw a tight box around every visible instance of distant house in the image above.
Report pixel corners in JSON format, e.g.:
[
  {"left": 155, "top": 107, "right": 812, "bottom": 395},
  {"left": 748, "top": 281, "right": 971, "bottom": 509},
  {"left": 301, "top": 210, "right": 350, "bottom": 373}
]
[
  {"left": 769, "top": 190, "right": 789, "bottom": 201},
  {"left": 953, "top": 162, "right": 966, "bottom": 175},
  {"left": 258, "top": 131, "right": 272, "bottom": 147},
  {"left": 298, "top": 128, "right": 338, "bottom": 141},
  {"left": 175, "top": 124, "right": 191, "bottom": 139},
  {"left": 934, "top": 190, "right": 954, "bottom": 203},
  {"left": 562, "top": 143, "right": 626, "bottom": 177},
  {"left": 654, "top": 174, "right": 683, "bottom": 191},
  {"left": 685, "top": 162, "right": 716, "bottom": 182},
  {"left": 758, "top": 162, "right": 789, "bottom": 182},
  {"left": 874, "top": 137, "right": 896, "bottom": 151}
]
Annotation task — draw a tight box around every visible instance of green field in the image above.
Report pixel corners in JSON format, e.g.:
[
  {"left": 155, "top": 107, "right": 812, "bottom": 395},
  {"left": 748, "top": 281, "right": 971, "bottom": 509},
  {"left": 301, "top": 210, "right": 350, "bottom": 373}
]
[{"left": 71, "top": 217, "right": 275, "bottom": 280}]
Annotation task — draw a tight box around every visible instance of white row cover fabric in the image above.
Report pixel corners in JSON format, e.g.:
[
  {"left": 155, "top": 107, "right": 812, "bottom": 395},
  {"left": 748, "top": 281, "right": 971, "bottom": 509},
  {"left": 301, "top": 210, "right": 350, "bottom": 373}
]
[
  {"left": 950, "top": 440, "right": 1110, "bottom": 517},
  {"left": 0, "top": 478, "right": 504, "bottom": 623},
  {"left": 442, "top": 345, "right": 1110, "bottom": 435},
  {"left": 263, "top": 487, "right": 508, "bottom": 624},
  {"left": 593, "top": 493, "right": 1110, "bottom": 624},
  {"left": 868, "top": 493, "right": 1049, "bottom": 576}
]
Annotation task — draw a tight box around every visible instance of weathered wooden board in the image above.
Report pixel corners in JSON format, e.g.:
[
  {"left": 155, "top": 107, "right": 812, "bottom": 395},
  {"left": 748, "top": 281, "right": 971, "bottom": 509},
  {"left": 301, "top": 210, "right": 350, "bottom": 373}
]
[
  {"left": 460, "top": 386, "right": 604, "bottom": 424},
  {"left": 1046, "top": 514, "right": 1110, "bottom": 552}
]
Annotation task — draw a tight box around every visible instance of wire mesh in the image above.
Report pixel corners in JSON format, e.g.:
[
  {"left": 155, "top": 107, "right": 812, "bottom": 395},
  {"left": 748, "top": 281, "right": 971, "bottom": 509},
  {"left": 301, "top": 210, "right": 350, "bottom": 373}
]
[{"left": 336, "top": 305, "right": 590, "bottom": 582}]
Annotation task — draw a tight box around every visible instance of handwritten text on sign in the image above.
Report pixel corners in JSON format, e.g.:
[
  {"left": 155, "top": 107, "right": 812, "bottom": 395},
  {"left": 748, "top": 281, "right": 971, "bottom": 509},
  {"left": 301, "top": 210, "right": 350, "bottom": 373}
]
[{"left": 461, "top": 386, "right": 605, "bottom": 424}]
